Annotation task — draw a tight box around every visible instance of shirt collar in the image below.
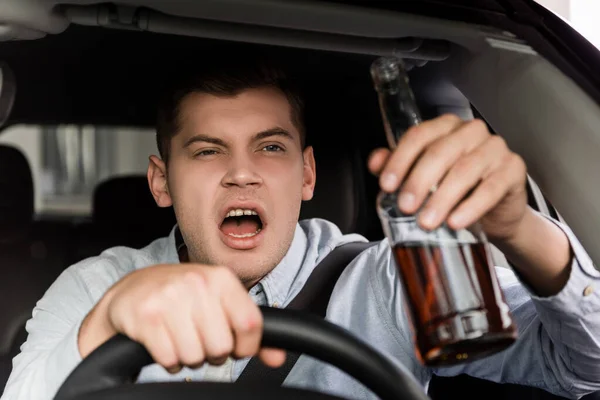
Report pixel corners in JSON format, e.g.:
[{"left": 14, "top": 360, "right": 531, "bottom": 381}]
[
  {"left": 169, "top": 224, "right": 308, "bottom": 308},
  {"left": 164, "top": 225, "right": 180, "bottom": 264}
]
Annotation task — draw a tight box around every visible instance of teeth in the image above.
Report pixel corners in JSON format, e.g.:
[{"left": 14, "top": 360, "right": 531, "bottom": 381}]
[
  {"left": 227, "top": 228, "right": 262, "bottom": 238},
  {"left": 226, "top": 209, "right": 258, "bottom": 218}
]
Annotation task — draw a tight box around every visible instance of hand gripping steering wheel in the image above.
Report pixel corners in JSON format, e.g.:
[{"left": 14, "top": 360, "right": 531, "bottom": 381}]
[{"left": 54, "top": 307, "right": 430, "bottom": 400}]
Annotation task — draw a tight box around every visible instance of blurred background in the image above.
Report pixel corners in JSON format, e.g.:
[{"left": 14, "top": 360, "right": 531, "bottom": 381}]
[{"left": 536, "top": 0, "right": 600, "bottom": 48}]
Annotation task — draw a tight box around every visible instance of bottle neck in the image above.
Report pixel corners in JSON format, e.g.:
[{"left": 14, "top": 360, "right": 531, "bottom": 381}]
[
  {"left": 370, "top": 57, "right": 422, "bottom": 148},
  {"left": 376, "top": 85, "right": 422, "bottom": 149}
]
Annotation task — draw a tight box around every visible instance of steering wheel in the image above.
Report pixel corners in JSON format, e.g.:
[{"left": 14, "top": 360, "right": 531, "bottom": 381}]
[{"left": 54, "top": 307, "right": 430, "bottom": 400}]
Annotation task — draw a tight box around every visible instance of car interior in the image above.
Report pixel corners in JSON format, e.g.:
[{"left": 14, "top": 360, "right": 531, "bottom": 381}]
[{"left": 1, "top": 1, "right": 600, "bottom": 399}]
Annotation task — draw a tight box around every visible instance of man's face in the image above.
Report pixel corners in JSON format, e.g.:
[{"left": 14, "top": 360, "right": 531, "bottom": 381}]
[{"left": 148, "top": 87, "right": 316, "bottom": 286}]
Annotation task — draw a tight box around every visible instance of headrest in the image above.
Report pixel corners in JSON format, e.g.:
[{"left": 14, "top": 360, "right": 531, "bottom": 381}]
[
  {"left": 93, "top": 176, "right": 175, "bottom": 233},
  {"left": 299, "top": 143, "right": 364, "bottom": 234},
  {"left": 0, "top": 145, "right": 33, "bottom": 242}
]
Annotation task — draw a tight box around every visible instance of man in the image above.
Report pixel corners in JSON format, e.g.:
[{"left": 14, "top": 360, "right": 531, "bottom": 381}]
[{"left": 3, "top": 60, "right": 600, "bottom": 400}]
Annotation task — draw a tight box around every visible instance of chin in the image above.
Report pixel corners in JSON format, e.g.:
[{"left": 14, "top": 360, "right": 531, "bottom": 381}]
[
  {"left": 227, "top": 260, "right": 272, "bottom": 288},
  {"left": 192, "top": 231, "right": 293, "bottom": 284},
  {"left": 215, "top": 247, "right": 269, "bottom": 271}
]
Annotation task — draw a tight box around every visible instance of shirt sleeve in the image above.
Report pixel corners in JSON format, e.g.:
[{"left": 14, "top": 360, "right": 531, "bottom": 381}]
[
  {"left": 1, "top": 267, "right": 94, "bottom": 400},
  {"left": 430, "top": 215, "right": 600, "bottom": 399}
]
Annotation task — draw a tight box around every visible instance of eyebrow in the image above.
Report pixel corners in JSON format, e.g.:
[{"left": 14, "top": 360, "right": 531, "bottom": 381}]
[
  {"left": 252, "top": 127, "right": 295, "bottom": 143},
  {"left": 183, "top": 127, "right": 295, "bottom": 149},
  {"left": 183, "top": 134, "right": 227, "bottom": 149}
]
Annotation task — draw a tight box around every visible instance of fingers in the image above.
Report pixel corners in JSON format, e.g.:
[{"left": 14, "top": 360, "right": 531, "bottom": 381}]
[
  {"left": 417, "top": 135, "right": 508, "bottom": 229},
  {"left": 378, "top": 114, "right": 464, "bottom": 192},
  {"left": 447, "top": 154, "right": 526, "bottom": 229},
  {"left": 136, "top": 322, "right": 181, "bottom": 373},
  {"left": 160, "top": 274, "right": 207, "bottom": 368},
  {"left": 211, "top": 266, "right": 286, "bottom": 368},
  {"left": 368, "top": 114, "right": 526, "bottom": 232},
  {"left": 212, "top": 267, "right": 264, "bottom": 362},
  {"left": 399, "top": 119, "right": 490, "bottom": 215},
  {"left": 108, "top": 265, "right": 277, "bottom": 374},
  {"left": 191, "top": 272, "right": 234, "bottom": 365}
]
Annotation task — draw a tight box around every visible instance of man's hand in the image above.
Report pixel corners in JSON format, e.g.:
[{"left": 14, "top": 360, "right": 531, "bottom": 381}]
[
  {"left": 368, "top": 113, "right": 573, "bottom": 296},
  {"left": 368, "top": 114, "right": 528, "bottom": 242},
  {"left": 78, "top": 264, "right": 285, "bottom": 372}
]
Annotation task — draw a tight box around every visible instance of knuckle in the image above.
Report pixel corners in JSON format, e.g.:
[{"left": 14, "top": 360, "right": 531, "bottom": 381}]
[
  {"left": 403, "top": 124, "right": 422, "bottom": 144},
  {"left": 489, "top": 135, "right": 507, "bottom": 150},
  {"left": 235, "top": 304, "right": 263, "bottom": 335},
  {"left": 424, "top": 141, "right": 446, "bottom": 163},
  {"left": 182, "top": 269, "right": 206, "bottom": 290},
  {"left": 467, "top": 118, "right": 488, "bottom": 134},
  {"left": 441, "top": 113, "right": 462, "bottom": 124},
  {"left": 137, "top": 298, "right": 164, "bottom": 326},
  {"left": 483, "top": 177, "right": 504, "bottom": 195},
  {"left": 453, "top": 155, "right": 473, "bottom": 176},
  {"left": 510, "top": 153, "right": 526, "bottom": 169},
  {"left": 510, "top": 154, "right": 527, "bottom": 176},
  {"left": 161, "top": 281, "right": 182, "bottom": 301},
  {"left": 247, "top": 306, "right": 264, "bottom": 332}
]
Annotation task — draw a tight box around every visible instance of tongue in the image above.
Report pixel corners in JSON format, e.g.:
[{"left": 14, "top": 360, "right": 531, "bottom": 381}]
[{"left": 220, "top": 217, "right": 260, "bottom": 236}]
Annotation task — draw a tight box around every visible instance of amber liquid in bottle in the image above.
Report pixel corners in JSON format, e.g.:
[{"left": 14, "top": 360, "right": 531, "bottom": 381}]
[
  {"left": 371, "top": 56, "right": 517, "bottom": 366},
  {"left": 393, "top": 242, "right": 517, "bottom": 366}
]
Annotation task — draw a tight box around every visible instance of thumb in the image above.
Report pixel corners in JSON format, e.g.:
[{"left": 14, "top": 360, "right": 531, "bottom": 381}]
[
  {"left": 258, "top": 348, "right": 287, "bottom": 368},
  {"left": 368, "top": 148, "right": 391, "bottom": 176}
]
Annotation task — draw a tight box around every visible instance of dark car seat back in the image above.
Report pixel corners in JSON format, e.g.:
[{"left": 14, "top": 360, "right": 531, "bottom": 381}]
[
  {"left": 0, "top": 146, "right": 33, "bottom": 243},
  {"left": 0, "top": 145, "right": 70, "bottom": 393},
  {"left": 70, "top": 176, "right": 177, "bottom": 263},
  {"left": 300, "top": 140, "right": 366, "bottom": 235},
  {"left": 93, "top": 175, "right": 177, "bottom": 236}
]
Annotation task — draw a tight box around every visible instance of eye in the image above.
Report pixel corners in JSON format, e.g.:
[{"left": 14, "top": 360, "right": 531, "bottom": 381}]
[
  {"left": 194, "top": 149, "right": 219, "bottom": 157},
  {"left": 262, "top": 144, "right": 284, "bottom": 152}
]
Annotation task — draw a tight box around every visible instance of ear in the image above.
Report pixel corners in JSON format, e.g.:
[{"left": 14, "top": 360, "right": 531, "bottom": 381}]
[
  {"left": 148, "top": 155, "right": 173, "bottom": 207},
  {"left": 301, "top": 146, "right": 316, "bottom": 201}
]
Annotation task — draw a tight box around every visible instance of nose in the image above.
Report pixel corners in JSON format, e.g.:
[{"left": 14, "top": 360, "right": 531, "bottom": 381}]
[{"left": 221, "top": 156, "right": 263, "bottom": 188}]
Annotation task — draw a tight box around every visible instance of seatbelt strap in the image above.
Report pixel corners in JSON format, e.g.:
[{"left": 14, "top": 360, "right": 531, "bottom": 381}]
[{"left": 236, "top": 241, "right": 376, "bottom": 385}]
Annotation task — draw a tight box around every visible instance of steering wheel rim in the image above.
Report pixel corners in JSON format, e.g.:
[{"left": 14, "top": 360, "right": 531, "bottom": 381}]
[{"left": 54, "top": 307, "right": 430, "bottom": 400}]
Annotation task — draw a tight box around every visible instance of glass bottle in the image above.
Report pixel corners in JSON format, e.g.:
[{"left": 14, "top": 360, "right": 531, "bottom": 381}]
[{"left": 371, "top": 56, "right": 518, "bottom": 366}]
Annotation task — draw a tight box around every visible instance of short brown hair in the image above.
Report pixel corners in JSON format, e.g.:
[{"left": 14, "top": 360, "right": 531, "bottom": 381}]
[{"left": 156, "top": 58, "right": 305, "bottom": 164}]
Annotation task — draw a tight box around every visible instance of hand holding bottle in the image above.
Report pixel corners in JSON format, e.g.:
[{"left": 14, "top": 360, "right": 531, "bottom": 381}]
[
  {"left": 368, "top": 113, "right": 528, "bottom": 244},
  {"left": 369, "top": 57, "right": 520, "bottom": 366}
]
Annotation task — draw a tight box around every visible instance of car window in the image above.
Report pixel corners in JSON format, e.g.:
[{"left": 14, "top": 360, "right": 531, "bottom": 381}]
[
  {"left": 0, "top": 124, "right": 157, "bottom": 217},
  {"left": 536, "top": 0, "right": 600, "bottom": 49}
]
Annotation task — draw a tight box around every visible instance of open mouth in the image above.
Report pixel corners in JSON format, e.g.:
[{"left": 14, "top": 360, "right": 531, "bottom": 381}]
[{"left": 219, "top": 208, "right": 264, "bottom": 239}]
